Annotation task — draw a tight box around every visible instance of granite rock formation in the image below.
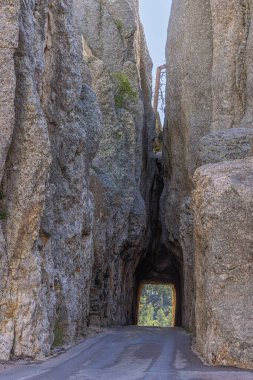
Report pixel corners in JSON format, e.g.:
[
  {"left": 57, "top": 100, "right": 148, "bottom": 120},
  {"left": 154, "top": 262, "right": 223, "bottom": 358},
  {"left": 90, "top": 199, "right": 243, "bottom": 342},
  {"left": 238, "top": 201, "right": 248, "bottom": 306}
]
[
  {"left": 164, "top": 0, "right": 253, "bottom": 369},
  {"left": 74, "top": 0, "right": 154, "bottom": 327},
  {"left": 1, "top": 0, "right": 253, "bottom": 371},
  {"left": 193, "top": 158, "right": 253, "bottom": 369},
  {"left": 0, "top": 0, "right": 154, "bottom": 360}
]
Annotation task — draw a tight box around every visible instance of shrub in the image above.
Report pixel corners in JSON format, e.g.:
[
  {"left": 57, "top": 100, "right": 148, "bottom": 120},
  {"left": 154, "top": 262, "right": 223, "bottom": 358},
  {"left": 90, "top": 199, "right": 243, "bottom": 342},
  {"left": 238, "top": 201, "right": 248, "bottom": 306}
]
[
  {"left": 112, "top": 72, "right": 137, "bottom": 108},
  {"left": 114, "top": 19, "right": 124, "bottom": 35},
  {"left": 53, "top": 320, "right": 65, "bottom": 347},
  {"left": 0, "top": 210, "right": 7, "bottom": 220},
  {"left": 0, "top": 190, "right": 4, "bottom": 201}
]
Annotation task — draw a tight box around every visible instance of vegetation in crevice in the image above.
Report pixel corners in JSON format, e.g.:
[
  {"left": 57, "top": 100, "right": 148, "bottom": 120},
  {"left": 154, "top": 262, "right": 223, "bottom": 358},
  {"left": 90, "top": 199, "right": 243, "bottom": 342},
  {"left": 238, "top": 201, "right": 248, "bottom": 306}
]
[
  {"left": 112, "top": 71, "right": 137, "bottom": 108},
  {"left": 114, "top": 18, "right": 124, "bottom": 36},
  {"left": 0, "top": 210, "right": 7, "bottom": 220},
  {"left": 52, "top": 319, "right": 65, "bottom": 347},
  {"left": 0, "top": 188, "right": 7, "bottom": 220}
]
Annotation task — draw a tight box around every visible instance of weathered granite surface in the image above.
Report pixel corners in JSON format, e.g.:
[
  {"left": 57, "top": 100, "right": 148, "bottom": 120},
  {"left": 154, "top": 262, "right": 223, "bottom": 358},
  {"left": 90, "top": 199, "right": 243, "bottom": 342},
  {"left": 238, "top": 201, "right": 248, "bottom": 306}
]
[
  {"left": 200, "top": 128, "right": 253, "bottom": 165},
  {"left": 162, "top": 0, "right": 213, "bottom": 332},
  {"left": 74, "top": 0, "right": 154, "bottom": 326},
  {"left": 0, "top": 0, "right": 103, "bottom": 360},
  {"left": 163, "top": 0, "right": 253, "bottom": 368},
  {"left": 1, "top": 0, "right": 253, "bottom": 371},
  {"left": 192, "top": 158, "right": 253, "bottom": 370},
  {"left": 0, "top": 0, "right": 52, "bottom": 359},
  {"left": 0, "top": 0, "right": 154, "bottom": 360}
]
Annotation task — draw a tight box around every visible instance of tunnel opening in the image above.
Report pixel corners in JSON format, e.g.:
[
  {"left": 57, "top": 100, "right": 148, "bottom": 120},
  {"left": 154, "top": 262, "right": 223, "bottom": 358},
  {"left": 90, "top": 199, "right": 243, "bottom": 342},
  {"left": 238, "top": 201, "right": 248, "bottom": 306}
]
[
  {"left": 132, "top": 134, "right": 183, "bottom": 328},
  {"left": 137, "top": 283, "right": 176, "bottom": 327},
  {"left": 133, "top": 253, "right": 183, "bottom": 328}
]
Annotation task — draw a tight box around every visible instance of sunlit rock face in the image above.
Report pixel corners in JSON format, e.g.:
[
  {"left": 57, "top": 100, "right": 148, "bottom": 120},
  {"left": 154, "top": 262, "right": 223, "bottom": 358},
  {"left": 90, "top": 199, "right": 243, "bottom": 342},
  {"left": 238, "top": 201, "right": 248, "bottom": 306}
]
[
  {"left": 0, "top": 1, "right": 53, "bottom": 360},
  {"left": 162, "top": 0, "right": 213, "bottom": 335},
  {"left": 74, "top": 0, "right": 154, "bottom": 326},
  {"left": 193, "top": 158, "right": 253, "bottom": 370},
  {"left": 0, "top": 0, "right": 154, "bottom": 359},
  {"left": 0, "top": 0, "right": 102, "bottom": 360},
  {"left": 164, "top": 0, "right": 253, "bottom": 369}
]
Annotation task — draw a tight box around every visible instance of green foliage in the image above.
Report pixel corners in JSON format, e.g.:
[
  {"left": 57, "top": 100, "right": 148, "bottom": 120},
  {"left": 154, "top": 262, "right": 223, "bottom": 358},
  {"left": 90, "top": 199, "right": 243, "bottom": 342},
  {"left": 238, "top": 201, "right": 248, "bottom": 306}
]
[
  {"left": 0, "top": 188, "right": 7, "bottom": 220},
  {"left": 0, "top": 210, "right": 7, "bottom": 220},
  {"left": 53, "top": 320, "right": 65, "bottom": 347},
  {"left": 0, "top": 190, "right": 4, "bottom": 201},
  {"left": 153, "top": 145, "right": 161, "bottom": 153},
  {"left": 112, "top": 130, "right": 123, "bottom": 140},
  {"left": 112, "top": 72, "right": 137, "bottom": 108},
  {"left": 114, "top": 19, "right": 124, "bottom": 34},
  {"left": 157, "top": 309, "right": 168, "bottom": 327},
  {"left": 138, "top": 284, "right": 173, "bottom": 327}
]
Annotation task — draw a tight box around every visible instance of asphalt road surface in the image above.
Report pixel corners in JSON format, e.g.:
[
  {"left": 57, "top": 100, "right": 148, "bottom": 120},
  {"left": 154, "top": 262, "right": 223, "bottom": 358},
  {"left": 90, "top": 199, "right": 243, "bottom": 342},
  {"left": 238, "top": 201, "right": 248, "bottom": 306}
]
[{"left": 1, "top": 326, "right": 253, "bottom": 380}]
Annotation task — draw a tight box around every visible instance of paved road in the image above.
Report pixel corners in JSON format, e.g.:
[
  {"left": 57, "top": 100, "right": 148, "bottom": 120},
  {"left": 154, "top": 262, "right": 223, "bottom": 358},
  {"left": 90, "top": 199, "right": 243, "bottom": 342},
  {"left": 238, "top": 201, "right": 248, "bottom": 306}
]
[{"left": 1, "top": 327, "right": 253, "bottom": 380}]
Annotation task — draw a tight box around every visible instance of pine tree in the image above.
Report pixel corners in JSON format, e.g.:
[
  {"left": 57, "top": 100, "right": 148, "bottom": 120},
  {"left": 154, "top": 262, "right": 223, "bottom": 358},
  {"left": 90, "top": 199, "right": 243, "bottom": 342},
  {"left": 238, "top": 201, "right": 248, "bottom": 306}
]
[{"left": 138, "top": 284, "right": 174, "bottom": 327}]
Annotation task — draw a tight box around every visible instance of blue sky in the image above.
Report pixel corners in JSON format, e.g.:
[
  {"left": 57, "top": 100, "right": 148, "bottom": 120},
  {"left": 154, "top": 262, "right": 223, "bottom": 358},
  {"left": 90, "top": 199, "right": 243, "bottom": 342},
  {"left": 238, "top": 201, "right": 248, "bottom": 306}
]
[{"left": 139, "top": 0, "right": 172, "bottom": 77}]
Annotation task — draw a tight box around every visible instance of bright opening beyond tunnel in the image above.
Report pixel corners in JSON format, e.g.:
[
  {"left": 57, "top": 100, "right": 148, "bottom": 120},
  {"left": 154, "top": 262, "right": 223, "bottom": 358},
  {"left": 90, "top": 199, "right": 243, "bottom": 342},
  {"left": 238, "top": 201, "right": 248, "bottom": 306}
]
[{"left": 138, "top": 284, "right": 176, "bottom": 327}]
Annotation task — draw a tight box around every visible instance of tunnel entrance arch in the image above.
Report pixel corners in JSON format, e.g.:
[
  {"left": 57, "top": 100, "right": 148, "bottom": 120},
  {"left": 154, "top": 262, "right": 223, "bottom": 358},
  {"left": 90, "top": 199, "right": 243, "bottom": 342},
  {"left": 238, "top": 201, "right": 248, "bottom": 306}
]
[{"left": 133, "top": 245, "right": 183, "bottom": 327}]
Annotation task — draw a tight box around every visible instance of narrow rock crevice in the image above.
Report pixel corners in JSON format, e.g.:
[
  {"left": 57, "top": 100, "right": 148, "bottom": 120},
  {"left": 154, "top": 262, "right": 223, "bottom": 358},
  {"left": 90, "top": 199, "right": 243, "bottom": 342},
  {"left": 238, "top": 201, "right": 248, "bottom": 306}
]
[
  {"left": 0, "top": 0, "right": 252, "bottom": 372},
  {"left": 134, "top": 153, "right": 183, "bottom": 327}
]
